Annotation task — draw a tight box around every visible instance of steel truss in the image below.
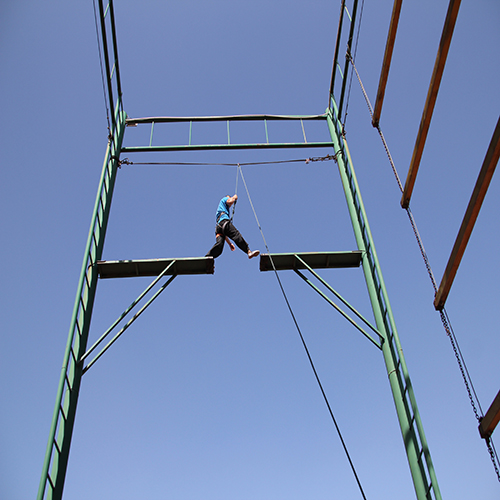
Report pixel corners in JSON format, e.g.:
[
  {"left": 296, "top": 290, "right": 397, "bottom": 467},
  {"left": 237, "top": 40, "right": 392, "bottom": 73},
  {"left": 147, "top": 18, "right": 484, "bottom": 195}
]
[{"left": 38, "top": 1, "right": 441, "bottom": 499}]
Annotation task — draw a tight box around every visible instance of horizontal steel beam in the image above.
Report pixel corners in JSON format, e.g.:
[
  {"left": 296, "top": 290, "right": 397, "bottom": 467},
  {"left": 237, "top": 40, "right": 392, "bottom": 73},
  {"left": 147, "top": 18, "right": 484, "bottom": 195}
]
[
  {"left": 401, "top": 0, "right": 461, "bottom": 208},
  {"left": 126, "top": 114, "right": 328, "bottom": 126},
  {"left": 372, "top": 0, "right": 403, "bottom": 127},
  {"left": 97, "top": 257, "right": 214, "bottom": 278},
  {"left": 434, "top": 115, "right": 500, "bottom": 310},
  {"left": 479, "top": 389, "right": 500, "bottom": 439},
  {"left": 329, "top": 0, "right": 346, "bottom": 101},
  {"left": 259, "top": 251, "right": 362, "bottom": 271},
  {"left": 121, "top": 142, "right": 335, "bottom": 153}
]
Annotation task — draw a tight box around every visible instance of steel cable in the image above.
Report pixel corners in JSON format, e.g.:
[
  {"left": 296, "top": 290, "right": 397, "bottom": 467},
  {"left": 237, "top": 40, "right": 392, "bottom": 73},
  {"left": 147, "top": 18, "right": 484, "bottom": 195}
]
[
  {"left": 237, "top": 164, "right": 368, "bottom": 500},
  {"left": 348, "top": 53, "right": 500, "bottom": 481}
]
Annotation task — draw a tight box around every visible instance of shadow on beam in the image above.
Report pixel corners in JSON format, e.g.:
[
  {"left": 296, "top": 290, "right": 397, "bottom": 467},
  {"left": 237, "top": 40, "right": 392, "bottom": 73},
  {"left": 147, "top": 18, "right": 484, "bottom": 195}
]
[
  {"left": 97, "top": 257, "right": 214, "bottom": 278},
  {"left": 259, "top": 251, "right": 362, "bottom": 272}
]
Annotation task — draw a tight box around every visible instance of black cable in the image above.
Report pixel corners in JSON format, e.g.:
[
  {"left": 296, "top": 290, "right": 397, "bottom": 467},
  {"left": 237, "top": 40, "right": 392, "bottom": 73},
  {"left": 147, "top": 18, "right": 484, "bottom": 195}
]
[
  {"left": 92, "top": 0, "right": 111, "bottom": 135},
  {"left": 342, "top": 0, "right": 366, "bottom": 129},
  {"left": 348, "top": 51, "right": 500, "bottom": 482},
  {"left": 117, "top": 154, "right": 339, "bottom": 168},
  {"left": 238, "top": 164, "right": 368, "bottom": 500}
]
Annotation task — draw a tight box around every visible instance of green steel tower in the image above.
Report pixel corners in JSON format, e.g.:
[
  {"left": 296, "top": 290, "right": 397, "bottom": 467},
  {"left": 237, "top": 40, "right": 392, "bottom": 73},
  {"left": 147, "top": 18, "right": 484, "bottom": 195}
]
[{"left": 37, "top": 1, "right": 441, "bottom": 499}]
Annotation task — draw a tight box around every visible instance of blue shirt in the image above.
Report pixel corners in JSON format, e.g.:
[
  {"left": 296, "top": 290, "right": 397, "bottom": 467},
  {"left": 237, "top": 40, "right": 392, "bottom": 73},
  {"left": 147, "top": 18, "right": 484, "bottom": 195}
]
[{"left": 215, "top": 196, "right": 230, "bottom": 223}]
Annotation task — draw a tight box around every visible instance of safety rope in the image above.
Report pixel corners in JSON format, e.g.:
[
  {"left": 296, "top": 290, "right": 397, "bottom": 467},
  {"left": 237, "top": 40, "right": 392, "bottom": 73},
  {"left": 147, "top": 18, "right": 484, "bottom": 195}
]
[
  {"left": 342, "top": 0, "right": 366, "bottom": 129},
  {"left": 347, "top": 53, "right": 500, "bottom": 481},
  {"left": 237, "top": 165, "right": 368, "bottom": 500},
  {"left": 92, "top": 0, "right": 112, "bottom": 140},
  {"left": 117, "top": 154, "right": 339, "bottom": 168},
  {"left": 231, "top": 165, "right": 239, "bottom": 221}
]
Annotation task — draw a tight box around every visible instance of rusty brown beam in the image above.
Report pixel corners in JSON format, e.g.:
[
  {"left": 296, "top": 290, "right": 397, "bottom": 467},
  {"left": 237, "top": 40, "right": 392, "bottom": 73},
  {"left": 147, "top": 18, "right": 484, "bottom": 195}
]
[
  {"left": 434, "top": 115, "right": 500, "bottom": 311},
  {"left": 401, "top": 0, "right": 462, "bottom": 209},
  {"left": 372, "top": 0, "right": 403, "bottom": 128},
  {"left": 479, "top": 390, "right": 500, "bottom": 440}
]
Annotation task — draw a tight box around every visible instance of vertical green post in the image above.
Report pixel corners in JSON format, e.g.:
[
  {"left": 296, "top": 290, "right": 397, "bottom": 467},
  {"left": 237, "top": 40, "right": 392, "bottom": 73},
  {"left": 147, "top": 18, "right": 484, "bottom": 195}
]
[
  {"left": 326, "top": 104, "right": 441, "bottom": 500},
  {"left": 37, "top": 108, "right": 127, "bottom": 500}
]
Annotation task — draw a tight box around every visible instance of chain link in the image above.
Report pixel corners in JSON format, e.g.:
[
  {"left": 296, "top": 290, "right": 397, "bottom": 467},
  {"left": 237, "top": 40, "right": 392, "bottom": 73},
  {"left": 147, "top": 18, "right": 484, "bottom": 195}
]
[
  {"left": 439, "top": 311, "right": 481, "bottom": 422},
  {"left": 347, "top": 51, "right": 500, "bottom": 485},
  {"left": 487, "top": 439, "right": 500, "bottom": 482}
]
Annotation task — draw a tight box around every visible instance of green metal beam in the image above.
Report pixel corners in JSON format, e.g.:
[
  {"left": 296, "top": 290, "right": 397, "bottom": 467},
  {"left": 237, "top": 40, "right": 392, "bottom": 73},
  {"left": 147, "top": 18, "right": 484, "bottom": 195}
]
[
  {"left": 123, "top": 114, "right": 333, "bottom": 153},
  {"left": 82, "top": 274, "right": 177, "bottom": 375},
  {"left": 293, "top": 255, "right": 383, "bottom": 343},
  {"left": 126, "top": 113, "right": 328, "bottom": 125},
  {"left": 336, "top": 0, "right": 360, "bottom": 119},
  {"left": 326, "top": 103, "right": 442, "bottom": 500},
  {"left": 80, "top": 261, "right": 178, "bottom": 368},
  {"left": 259, "top": 251, "right": 362, "bottom": 271},
  {"left": 37, "top": 107, "right": 127, "bottom": 500},
  {"left": 121, "top": 142, "right": 334, "bottom": 153},
  {"left": 293, "top": 268, "right": 383, "bottom": 350},
  {"left": 97, "top": 257, "right": 215, "bottom": 278},
  {"left": 97, "top": 0, "right": 123, "bottom": 131},
  {"left": 329, "top": 0, "right": 346, "bottom": 101}
]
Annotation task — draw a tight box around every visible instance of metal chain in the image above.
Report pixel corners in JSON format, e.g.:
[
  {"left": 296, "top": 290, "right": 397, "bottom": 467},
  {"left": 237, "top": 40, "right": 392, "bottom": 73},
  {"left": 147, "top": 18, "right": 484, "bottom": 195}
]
[
  {"left": 406, "top": 208, "right": 438, "bottom": 293},
  {"left": 441, "top": 309, "right": 500, "bottom": 482},
  {"left": 348, "top": 52, "right": 500, "bottom": 483},
  {"left": 439, "top": 311, "right": 481, "bottom": 422},
  {"left": 349, "top": 52, "right": 439, "bottom": 293},
  {"left": 487, "top": 439, "right": 500, "bottom": 482},
  {"left": 116, "top": 153, "right": 339, "bottom": 168}
]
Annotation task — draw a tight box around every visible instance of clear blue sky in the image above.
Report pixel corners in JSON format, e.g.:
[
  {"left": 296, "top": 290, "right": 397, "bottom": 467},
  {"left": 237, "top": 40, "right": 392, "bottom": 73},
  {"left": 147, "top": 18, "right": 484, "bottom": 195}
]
[{"left": 1, "top": 1, "right": 499, "bottom": 499}]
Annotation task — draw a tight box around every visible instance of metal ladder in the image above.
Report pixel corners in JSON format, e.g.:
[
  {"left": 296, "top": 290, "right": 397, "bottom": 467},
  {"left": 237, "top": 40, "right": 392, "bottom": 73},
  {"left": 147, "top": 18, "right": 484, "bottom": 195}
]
[
  {"left": 37, "top": 109, "right": 126, "bottom": 500},
  {"left": 326, "top": 103, "right": 441, "bottom": 500}
]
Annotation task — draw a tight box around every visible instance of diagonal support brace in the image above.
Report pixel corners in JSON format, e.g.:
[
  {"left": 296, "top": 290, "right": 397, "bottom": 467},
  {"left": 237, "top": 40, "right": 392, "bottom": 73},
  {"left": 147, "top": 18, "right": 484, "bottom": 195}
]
[
  {"left": 81, "top": 266, "right": 178, "bottom": 374},
  {"left": 294, "top": 255, "right": 384, "bottom": 349}
]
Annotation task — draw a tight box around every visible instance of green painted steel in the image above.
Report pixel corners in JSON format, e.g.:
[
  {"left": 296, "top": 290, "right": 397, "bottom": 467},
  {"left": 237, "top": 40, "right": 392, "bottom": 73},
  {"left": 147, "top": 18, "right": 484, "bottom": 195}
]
[
  {"left": 292, "top": 256, "right": 383, "bottom": 349},
  {"left": 123, "top": 114, "right": 333, "bottom": 153},
  {"left": 121, "top": 141, "right": 334, "bottom": 153},
  {"left": 81, "top": 273, "right": 177, "bottom": 375},
  {"left": 326, "top": 102, "right": 441, "bottom": 500},
  {"left": 38, "top": 1, "right": 443, "bottom": 494},
  {"left": 37, "top": 108, "right": 127, "bottom": 500},
  {"left": 125, "top": 113, "right": 328, "bottom": 124},
  {"left": 96, "top": 256, "right": 215, "bottom": 278},
  {"left": 259, "top": 251, "right": 362, "bottom": 271},
  {"left": 80, "top": 261, "right": 178, "bottom": 368},
  {"left": 337, "top": 0, "right": 360, "bottom": 117},
  {"left": 294, "top": 267, "right": 383, "bottom": 349}
]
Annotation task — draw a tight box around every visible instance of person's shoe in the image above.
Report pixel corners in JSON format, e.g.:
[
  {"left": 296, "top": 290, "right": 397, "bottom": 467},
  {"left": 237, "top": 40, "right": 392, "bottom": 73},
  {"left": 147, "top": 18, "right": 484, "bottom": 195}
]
[{"left": 248, "top": 250, "right": 260, "bottom": 259}]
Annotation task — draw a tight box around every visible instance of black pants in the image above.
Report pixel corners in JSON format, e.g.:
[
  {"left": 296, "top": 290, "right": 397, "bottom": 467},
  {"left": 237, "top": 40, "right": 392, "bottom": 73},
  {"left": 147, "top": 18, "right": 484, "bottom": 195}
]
[{"left": 206, "top": 220, "right": 249, "bottom": 258}]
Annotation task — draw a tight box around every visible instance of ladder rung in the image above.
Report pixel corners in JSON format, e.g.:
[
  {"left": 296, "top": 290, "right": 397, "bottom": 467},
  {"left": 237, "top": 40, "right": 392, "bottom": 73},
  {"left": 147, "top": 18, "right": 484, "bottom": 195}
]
[
  {"left": 53, "top": 436, "right": 62, "bottom": 454},
  {"left": 65, "top": 372, "right": 73, "bottom": 391},
  {"left": 59, "top": 404, "right": 68, "bottom": 422},
  {"left": 47, "top": 471, "right": 56, "bottom": 489}
]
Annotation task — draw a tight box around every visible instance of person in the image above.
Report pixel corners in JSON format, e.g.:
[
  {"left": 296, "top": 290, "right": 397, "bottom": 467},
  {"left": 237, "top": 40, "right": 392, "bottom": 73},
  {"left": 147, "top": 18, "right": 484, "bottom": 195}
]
[{"left": 206, "top": 194, "right": 260, "bottom": 259}]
